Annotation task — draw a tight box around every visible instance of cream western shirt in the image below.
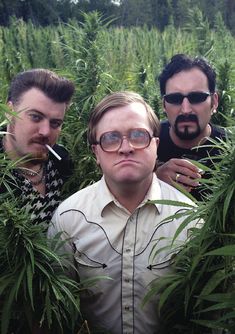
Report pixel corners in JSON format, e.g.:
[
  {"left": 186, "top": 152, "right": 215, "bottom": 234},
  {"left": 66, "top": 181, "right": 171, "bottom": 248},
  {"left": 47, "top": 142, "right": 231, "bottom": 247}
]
[{"left": 49, "top": 175, "right": 197, "bottom": 334}]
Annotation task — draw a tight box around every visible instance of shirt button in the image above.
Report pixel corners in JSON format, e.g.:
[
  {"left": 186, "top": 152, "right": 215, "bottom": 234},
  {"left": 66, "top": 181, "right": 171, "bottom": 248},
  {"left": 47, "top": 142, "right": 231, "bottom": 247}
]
[
  {"left": 124, "top": 278, "right": 130, "bottom": 283},
  {"left": 126, "top": 248, "right": 131, "bottom": 253},
  {"left": 125, "top": 305, "right": 130, "bottom": 311}
]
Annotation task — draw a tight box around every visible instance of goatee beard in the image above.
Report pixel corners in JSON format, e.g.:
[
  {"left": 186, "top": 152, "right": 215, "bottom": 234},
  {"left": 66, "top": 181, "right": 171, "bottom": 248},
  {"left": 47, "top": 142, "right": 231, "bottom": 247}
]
[
  {"left": 28, "top": 151, "right": 49, "bottom": 163},
  {"left": 174, "top": 114, "right": 201, "bottom": 140}
]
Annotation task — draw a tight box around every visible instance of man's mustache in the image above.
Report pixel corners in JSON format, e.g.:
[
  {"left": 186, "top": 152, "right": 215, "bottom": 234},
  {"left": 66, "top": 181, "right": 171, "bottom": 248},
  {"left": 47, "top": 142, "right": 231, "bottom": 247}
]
[{"left": 176, "top": 114, "right": 198, "bottom": 123}]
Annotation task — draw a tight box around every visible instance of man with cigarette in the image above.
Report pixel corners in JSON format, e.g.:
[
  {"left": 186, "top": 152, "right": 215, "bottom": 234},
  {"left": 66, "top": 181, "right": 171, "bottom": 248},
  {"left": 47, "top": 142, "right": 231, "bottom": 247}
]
[{"left": 1, "top": 68, "right": 75, "bottom": 224}]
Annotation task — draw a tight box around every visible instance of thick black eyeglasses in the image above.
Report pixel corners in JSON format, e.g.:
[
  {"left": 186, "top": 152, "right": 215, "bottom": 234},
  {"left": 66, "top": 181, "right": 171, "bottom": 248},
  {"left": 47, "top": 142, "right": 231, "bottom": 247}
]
[
  {"left": 163, "top": 91, "right": 212, "bottom": 105},
  {"left": 94, "top": 128, "right": 154, "bottom": 152}
]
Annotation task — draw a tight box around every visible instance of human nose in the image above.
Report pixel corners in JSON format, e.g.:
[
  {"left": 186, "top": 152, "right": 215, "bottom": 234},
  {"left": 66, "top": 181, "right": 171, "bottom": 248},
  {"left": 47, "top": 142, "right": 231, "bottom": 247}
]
[
  {"left": 180, "top": 97, "right": 192, "bottom": 114},
  {"left": 38, "top": 120, "right": 51, "bottom": 136},
  {"left": 118, "top": 136, "right": 134, "bottom": 153}
]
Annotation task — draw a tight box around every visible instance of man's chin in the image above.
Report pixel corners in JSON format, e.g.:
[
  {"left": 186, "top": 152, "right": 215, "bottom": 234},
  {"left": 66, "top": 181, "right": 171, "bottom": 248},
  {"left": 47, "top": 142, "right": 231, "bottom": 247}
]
[
  {"left": 28, "top": 151, "right": 48, "bottom": 162},
  {"left": 175, "top": 125, "right": 201, "bottom": 140},
  {"left": 175, "top": 131, "right": 200, "bottom": 140}
]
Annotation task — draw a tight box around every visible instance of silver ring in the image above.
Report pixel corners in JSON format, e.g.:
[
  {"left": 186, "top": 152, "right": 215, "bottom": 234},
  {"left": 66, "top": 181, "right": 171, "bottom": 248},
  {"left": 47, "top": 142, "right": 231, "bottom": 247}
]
[{"left": 175, "top": 173, "right": 180, "bottom": 182}]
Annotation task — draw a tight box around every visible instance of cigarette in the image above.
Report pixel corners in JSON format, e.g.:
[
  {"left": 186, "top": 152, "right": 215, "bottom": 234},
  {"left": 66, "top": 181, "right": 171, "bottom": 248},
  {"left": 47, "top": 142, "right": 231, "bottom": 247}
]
[{"left": 45, "top": 144, "right": 62, "bottom": 160}]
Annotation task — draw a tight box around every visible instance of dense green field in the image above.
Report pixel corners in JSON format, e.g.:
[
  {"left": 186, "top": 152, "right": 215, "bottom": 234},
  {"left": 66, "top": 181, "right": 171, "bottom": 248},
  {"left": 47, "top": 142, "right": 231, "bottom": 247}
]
[
  {"left": 0, "top": 13, "right": 235, "bottom": 106},
  {"left": 0, "top": 11, "right": 234, "bottom": 191},
  {"left": 0, "top": 12, "right": 235, "bottom": 333},
  {"left": 1, "top": 13, "right": 234, "bottom": 192}
]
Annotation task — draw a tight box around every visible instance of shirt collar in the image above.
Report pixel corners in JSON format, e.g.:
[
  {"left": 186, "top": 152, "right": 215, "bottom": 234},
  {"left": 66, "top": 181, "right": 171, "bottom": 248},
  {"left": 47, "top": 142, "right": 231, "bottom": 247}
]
[
  {"left": 138, "top": 174, "right": 163, "bottom": 213},
  {"left": 97, "top": 177, "right": 116, "bottom": 216},
  {"left": 98, "top": 174, "right": 163, "bottom": 216}
]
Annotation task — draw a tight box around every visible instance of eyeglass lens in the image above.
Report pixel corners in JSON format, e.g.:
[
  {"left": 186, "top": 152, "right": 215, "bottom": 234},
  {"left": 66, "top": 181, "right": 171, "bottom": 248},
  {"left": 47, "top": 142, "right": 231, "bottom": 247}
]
[
  {"left": 100, "top": 128, "right": 151, "bottom": 152},
  {"left": 164, "top": 92, "right": 211, "bottom": 105}
]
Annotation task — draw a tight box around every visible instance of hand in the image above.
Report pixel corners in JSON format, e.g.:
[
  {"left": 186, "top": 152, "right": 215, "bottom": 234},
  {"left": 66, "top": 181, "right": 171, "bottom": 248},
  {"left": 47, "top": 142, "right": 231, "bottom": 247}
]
[{"left": 156, "top": 158, "right": 202, "bottom": 192}]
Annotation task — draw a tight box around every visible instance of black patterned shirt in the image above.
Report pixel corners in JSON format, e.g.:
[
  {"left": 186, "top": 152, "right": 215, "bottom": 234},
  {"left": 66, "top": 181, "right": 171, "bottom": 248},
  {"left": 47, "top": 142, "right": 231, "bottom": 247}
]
[
  {"left": 14, "top": 159, "right": 65, "bottom": 224},
  {"left": 1, "top": 140, "right": 73, "bottom": 224}
]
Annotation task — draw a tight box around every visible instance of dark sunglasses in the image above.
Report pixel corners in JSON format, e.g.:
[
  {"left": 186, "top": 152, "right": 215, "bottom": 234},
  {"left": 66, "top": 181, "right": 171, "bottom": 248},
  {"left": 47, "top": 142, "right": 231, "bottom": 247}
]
[{"left": 163, "top": 91, "right": 212, "bottom": 105}]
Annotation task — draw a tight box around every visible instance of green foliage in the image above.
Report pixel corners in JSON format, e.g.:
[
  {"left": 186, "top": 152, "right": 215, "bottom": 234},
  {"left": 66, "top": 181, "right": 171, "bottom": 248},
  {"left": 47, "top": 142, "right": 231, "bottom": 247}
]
[
  {"left": 214, "top": 60, "right": 235, "bottom": 127},
  {"left": 0, "top": 106, "right": 82, "bottom": 334},
  {"left": 1, "top": 0, "right": 235, "bottom": 38},
  {"left": 0, "top": 198, "right": 82, "bottom": 334},
  {"left": 60, "top": 12, "right": 114, "bottom": 195},
  {"left": 144, "top": 127, "right": 235, "bottom": 333},
  {"left": 184, "top": 6, "right": 214, "bottom": 57},
  {"left": 71, "top": 11, "right": 113, "bottom": 118},
  {"left": 0, "top": 12, "right": 234, "bottom": 101},
  {"left": 0, "top": 11, "right": 234, "bottom": 333},
  {"left": 0, "top": 13, "right": 234, "bottom": 192}
]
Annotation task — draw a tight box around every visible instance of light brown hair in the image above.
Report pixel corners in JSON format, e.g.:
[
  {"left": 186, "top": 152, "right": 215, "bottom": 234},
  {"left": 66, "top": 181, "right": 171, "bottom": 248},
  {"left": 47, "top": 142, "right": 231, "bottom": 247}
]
[{"left": 88, "top": 91, "right": 160, "bottom": 144}]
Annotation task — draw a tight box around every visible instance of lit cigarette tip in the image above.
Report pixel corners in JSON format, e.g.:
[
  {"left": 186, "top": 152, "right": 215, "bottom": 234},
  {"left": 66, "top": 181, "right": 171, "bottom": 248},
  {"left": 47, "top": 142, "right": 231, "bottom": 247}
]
[{"left": 45, "top": 144, "right": 62, "bottom": 161}]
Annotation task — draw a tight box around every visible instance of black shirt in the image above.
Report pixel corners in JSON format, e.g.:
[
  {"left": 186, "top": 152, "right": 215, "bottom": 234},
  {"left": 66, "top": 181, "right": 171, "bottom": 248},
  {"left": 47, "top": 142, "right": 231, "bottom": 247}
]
[{"left": 158, "top": 120, "right": 226, "bottom": 200}]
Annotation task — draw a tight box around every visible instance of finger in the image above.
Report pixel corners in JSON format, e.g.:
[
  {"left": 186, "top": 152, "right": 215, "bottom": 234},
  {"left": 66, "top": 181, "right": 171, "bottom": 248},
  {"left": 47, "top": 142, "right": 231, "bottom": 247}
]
[
  {"left": 175, "top": 173, "right": 180, "bottom": 182},
  {"left": 177, "top": 174, "right": 200, "bottom": 187},
  {"left": 174, "top": 158, "right": 202, "bottom": 173}
]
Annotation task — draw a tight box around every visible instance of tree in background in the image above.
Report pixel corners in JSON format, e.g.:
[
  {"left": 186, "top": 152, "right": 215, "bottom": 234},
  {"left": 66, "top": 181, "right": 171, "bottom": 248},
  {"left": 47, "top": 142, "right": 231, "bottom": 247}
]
[
  {"left": 119, "top": 0, "right": 153, "bottom": 27},
  {"left": 0, "top": 0, "right": 235, "bottom": 36},
  {"left": 117, "top": 0, "right": 235, "bottom": 34}
]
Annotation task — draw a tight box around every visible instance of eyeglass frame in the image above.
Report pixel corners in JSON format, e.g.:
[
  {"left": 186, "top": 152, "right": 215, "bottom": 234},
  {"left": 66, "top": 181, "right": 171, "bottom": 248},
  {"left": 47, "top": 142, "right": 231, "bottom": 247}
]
[
  {"left": 163, "top": 91, "right": 213, "bottom": 105},
  {"left": 93, "top": 128, "right": 155, "bottom": 153}
]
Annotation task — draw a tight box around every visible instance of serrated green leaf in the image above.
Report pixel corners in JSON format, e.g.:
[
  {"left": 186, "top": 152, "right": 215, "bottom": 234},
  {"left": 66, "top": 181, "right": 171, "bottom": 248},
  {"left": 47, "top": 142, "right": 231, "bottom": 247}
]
[{"left": 195, "top": 270, "right": 226, "bottom": 307}]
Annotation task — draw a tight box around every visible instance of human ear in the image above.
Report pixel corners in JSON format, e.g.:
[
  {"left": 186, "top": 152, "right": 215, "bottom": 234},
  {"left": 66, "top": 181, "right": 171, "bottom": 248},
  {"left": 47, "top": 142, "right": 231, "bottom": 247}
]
[
  {"left": 5, "top": 101, "right": 14, "bottom": 121},
  {"left": 211, "top": 93, "right": 219, "bottom": 111},
  {"left": 162, "top": 99, "right": 167, "bottom": 113},
  {"left": 92, "top": 144, "right": 100, "bottom": 165},
  {"left": 155, "top": 137, "right": 160, "bottom": 147}
]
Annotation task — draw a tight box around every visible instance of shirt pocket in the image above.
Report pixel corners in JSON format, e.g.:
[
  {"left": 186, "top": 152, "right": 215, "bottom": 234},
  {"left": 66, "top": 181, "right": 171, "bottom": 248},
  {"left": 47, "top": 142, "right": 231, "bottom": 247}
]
[
  {"left": 73, "top": 240, "right": 110, "bottom": 283},
  {"left": 74, "top": 249, "right": 107, "bottom": 269},
  {"left": 73, "top": 242, "right": 114, "bottom": 300}
]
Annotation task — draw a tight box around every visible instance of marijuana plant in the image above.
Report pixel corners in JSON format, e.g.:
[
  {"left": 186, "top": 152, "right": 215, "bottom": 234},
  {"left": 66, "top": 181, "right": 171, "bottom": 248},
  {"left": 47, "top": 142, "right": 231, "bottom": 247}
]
[
  {"left": 145, "top": 128, "right": 235, "bottom": 333},
  {"left": 0, "top": 107, "right": 82, "bottom": 334},
  {"left": 60, "top": 12, "right": 115, "bottom": 196},
  {"left": 0, "top": 200, "right": 82, "bottom": 334}
]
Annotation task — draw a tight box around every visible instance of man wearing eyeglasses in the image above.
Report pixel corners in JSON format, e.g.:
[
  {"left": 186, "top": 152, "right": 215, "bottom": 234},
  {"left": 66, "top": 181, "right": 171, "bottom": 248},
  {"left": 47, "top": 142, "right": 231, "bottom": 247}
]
[
  {"left": 48, "top": 91, "right": 199, "bottom": 333},
  {"left": 157, "top": 54, "right": 226, "bottom": 201}
]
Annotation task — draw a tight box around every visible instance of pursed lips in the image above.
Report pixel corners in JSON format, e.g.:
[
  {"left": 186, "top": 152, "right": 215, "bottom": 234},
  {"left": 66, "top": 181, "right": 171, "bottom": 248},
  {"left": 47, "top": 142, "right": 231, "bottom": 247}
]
[{"left": 115, "top": 159, "right": 139, "bottom": 166}]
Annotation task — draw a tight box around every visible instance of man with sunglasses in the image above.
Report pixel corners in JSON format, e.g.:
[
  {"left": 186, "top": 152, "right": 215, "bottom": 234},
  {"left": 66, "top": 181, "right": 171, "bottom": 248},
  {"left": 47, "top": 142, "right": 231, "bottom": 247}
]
[
  {"left": 157, "top": 54, "right": 226, "bottom": 200},
  {"left": 48, "top": 91, "right": 198, "bottom": 333}
]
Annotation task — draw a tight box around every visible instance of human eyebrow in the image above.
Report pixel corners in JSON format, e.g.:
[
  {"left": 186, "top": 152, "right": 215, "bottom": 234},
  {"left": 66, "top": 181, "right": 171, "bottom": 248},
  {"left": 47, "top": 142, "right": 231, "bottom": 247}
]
[
  {"left": 27, "top": 110, "right": 44, "bottom": 122},
  {"left": 26, "top": 109, "right": 44, "bottom": 116}
]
